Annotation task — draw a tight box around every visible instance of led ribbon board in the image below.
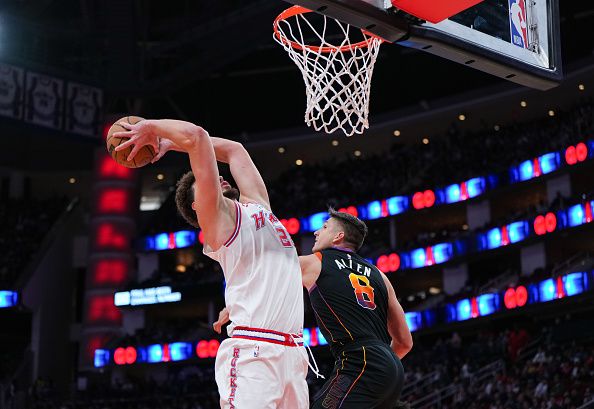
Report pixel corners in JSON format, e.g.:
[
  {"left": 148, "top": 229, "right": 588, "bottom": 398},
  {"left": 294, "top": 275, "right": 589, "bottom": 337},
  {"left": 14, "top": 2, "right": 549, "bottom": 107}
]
[{"left": 114, "top": 286, "right": 182, "bottom": 307}]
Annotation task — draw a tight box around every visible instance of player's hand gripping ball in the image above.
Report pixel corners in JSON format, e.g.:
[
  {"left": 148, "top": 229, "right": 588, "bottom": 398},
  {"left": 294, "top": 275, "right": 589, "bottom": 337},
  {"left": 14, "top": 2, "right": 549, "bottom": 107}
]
[{"left": 106, "top": 116, "right": 156, "bottom": 168}]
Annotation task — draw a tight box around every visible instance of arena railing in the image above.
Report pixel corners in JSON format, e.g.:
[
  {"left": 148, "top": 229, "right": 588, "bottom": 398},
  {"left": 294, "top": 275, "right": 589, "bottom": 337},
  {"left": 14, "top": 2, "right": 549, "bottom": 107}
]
[
  {"left": 400, "top": 370, "right": 440, "bottom": 401},
  {"left": 411, "top": 360, "right": 504, "bottom": 409}
]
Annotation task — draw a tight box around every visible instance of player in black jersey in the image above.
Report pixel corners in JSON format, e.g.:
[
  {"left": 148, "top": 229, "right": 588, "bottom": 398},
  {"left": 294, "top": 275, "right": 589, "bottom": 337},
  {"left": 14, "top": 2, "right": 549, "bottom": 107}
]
[{"left": 300, "top": 208, "right": 413, "bottom": 409}]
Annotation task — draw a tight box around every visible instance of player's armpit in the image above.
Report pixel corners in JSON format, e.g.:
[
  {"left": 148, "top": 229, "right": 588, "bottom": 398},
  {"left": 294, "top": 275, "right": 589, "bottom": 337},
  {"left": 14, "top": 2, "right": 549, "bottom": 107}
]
[{"left": 299, "top": 253, "right": 322, "bottom": 290}]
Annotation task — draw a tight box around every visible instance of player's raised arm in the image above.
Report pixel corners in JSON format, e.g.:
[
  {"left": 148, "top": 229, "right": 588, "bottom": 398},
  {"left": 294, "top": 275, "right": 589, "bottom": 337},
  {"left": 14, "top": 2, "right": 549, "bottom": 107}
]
[
  {"left": 210, "top": 137, "right": 270, "bottom": 209},
  {"left": 380, "top": 272, "right": 413, "bottom": 359},
  {"left": 113, "top": 119, "right": 236, "bottom": 249},
  {"left": 127, "top": 132, "right": 269, "bottom": 209}
]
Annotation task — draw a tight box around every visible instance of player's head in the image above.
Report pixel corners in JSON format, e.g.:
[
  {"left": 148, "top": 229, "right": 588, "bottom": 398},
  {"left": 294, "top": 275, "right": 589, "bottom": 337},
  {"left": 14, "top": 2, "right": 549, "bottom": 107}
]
[
  {"left": 312, "top": 208, "right": 368, "bottom": 252},
  {"left": 175, "top": 171, "right": 240, "bottom": 228}
]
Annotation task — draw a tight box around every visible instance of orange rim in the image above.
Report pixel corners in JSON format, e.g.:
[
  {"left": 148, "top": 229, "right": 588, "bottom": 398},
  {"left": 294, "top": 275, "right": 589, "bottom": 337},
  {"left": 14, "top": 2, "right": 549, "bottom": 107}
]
[{"left": 273, "top": 5, "right": 383, "bottom": 53}]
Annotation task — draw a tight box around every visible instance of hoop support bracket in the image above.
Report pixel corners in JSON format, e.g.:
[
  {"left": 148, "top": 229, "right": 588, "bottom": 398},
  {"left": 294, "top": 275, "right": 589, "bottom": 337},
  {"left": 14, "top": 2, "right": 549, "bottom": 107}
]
[{"left": 283, "top": 0, "right": 410, "bottom": 43}]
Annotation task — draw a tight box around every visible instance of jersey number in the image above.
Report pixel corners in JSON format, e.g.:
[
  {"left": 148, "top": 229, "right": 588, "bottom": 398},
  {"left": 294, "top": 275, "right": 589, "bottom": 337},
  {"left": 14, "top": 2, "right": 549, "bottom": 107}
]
[
  {"left": 275, "top": 227, "right": 293, "bottom": 248},
  {"left": 349, "top": 273, "right": 376, "bottom": 310}
]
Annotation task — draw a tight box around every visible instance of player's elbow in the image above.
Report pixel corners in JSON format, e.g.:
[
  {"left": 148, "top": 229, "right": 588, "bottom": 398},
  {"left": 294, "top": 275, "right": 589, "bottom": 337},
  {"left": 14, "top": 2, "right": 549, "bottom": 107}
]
[
  {"left": 401, "top": 335, "right": 413, "bottom": 353},
  {"left": 393, "top": 332, "right": 413, "bottom": 355},
  {"left": 182, "top": 124, "right": 209, "bottom": 151}
]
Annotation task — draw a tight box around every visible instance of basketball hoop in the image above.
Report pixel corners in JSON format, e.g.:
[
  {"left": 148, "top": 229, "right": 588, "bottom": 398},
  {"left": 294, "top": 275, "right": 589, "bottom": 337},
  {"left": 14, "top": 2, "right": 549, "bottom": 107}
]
[{"left": 273, "top": 6, "right": 383, "bottom": 136}]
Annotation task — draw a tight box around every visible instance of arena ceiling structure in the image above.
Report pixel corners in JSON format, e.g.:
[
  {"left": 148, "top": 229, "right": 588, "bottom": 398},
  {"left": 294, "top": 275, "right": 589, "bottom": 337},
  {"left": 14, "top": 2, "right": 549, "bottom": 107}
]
[{"left": 0, "top": 0, "right": 594, "bottom": 174}]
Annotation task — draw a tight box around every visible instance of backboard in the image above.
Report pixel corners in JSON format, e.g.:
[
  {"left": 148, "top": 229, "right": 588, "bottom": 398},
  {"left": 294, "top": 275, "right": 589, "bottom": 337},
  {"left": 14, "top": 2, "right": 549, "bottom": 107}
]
[{"left": 282, "top": 0, "right": 562, "bottom": 90}]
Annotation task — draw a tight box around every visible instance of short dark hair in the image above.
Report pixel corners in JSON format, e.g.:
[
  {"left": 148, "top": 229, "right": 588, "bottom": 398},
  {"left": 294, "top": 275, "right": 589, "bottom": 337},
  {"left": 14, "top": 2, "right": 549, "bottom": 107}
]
[
  {"left": 328, "top": 208, "right": 368, "bottom": 251},
  {"left": 175, "top": 171, "right": 199, "bottom": 228}
]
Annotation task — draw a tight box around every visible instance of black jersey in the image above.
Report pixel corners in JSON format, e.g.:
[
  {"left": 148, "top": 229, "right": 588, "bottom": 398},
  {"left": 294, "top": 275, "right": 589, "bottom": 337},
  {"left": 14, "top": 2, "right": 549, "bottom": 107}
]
[{"left": 309, "top": 248, "right": 391, "bottom": 356}]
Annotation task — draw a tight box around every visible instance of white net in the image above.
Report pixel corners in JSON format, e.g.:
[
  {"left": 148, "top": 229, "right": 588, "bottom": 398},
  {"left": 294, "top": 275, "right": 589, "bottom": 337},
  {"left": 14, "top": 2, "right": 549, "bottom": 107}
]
[{"left": 274, "top": 7, "right": 382, "bottom": 136}]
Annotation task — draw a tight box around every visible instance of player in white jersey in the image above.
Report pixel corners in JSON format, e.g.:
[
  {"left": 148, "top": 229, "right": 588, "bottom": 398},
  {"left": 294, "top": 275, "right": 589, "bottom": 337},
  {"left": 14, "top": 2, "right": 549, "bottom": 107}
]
[{"left": 113, "top": 119, "right": 309, "bottom": 408}]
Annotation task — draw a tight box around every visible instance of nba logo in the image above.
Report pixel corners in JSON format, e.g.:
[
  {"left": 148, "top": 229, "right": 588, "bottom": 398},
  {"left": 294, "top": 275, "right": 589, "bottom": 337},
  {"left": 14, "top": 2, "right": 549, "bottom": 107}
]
[{"left": 509, "top": 0, "right": 529, "bottom": 49}]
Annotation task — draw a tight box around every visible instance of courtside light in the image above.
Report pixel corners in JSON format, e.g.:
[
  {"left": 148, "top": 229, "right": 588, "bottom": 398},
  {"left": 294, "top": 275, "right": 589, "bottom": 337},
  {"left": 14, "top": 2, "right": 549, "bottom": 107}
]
[
  {"left": 412, "top": 192, "right": 424, "bottom": 209},
  {"left": 576, "top": 142, "right": 588, "bottom": 162},
  {"left": 0, "top": 291, "right": 18, "bottom": 308},
  {"left": 388, "top": 253, "right": 400, "bottom": 272},
  {"left": 147, "top": 344, "right": 163, "bottom": 363},
  {"left": 155, "top": 233, "right": 169, "bottom": 250},
  {"left": 539, "top": 152, "right": 560, "bottom": 174},
  {"left": 282, "top": 218, "right": 300, "bottom": 235},
  {"left": 169, "top": 342, "right": 192, "bottom": 361},
  {"left": 563, "top": 272, "right": 586, "bottom": 296},
  {"left": 114, "top": 347, "right": 126, "bottom": 365},
  {"left": 196, "top": 340, "right": 209, "bottom": 359},
  {"left": 208, "top": 340, "right": 220, "bottom": 358},
  {"left": 405, "top": 312, "right": 422, "bottom": 332},
  {"left": 366, "top": 201, "right": 382, "bottom": 220},
  {"left": 544, "top": 212, "right": 557, "bottom": 233},
  {"left": 423, "top": 190, "right": 436, "bottom": 207},
  {"left": 568, "top": 204, "right": 585, "bottom": 227},
  {"left": 94, "top": 349, "right": 110, "bottom": 368},
  {"left": 174, "top": 230, "right": 196, "bottom": 248},
  {"left": 456, "top": 299, "right": 472, "bottom": 321},
  {"left": 565, "top": 146, "right": 577, "bottom": 165},
  {"left": 466, "top": 177, "right": 485, "bottom": 198},
  {"left": 486, "top": 227, "right": 502, "bottom": 249},
  {"left": 432, "top": 243, "right": 452, "bottom": 264},
  {"left": 303, "top": 328, "right": 312, "bottom": 347},
  {"left": 445, "top": 183, "right": 460, "bottom": 203},
  {"left": 376, "top": 255, "right": 389, "bottom": 272},
  {"left": 308, "top": 212, "right": 328, "bottom": 231},
  {"left": 504, "top": 288, "right": 517, "bottom": 309},
  {"left": 477, "top": 293, "right": 498, "bottom": 316},
  {"left": 125, "top": 346, "right": 137, "bottom": 364},
  {"left": 538, "top": 279, "right": 556, "bottom": 302},
  {"left": 518, "top": 159, "right": 533, "bottom": 181},
  {"left": 386, "top": 196, "right": 408, "bottom": 215},
  {"left": 533, "top": 215, "right": 546, "bottom": 235},
  {"left": 507, "top": 221, "right": 528, "bottom": 244},
  {"left": 410, "top": 248, "right": 426, "bottom": 269},
  {"left": 515, "top": 286, "right": 528, "bottom": 307},
  {"left": 316, "top": 328, "right": 328, "bottom": 345}
]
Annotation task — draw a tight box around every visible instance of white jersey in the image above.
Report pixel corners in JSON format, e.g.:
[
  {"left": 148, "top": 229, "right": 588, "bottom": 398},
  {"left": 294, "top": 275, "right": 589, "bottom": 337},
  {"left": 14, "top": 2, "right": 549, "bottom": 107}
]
[{"left": 204, "top": 201, "right": 304, "bottom": 336}]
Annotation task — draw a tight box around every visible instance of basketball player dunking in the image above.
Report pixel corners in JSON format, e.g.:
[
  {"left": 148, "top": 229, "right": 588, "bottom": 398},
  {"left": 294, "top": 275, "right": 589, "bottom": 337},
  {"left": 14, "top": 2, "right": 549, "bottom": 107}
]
[
  {"left": 300, "top": 208, "right": 413, "bottom": 409},
  {"left": 113, "top": 119, "right": 309, "bottom": 408}
]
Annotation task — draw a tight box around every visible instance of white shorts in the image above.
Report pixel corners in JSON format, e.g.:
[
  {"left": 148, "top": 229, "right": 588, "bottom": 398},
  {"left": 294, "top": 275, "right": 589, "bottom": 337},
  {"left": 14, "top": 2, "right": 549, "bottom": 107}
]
[{"left": 215, "top": 337, "right": 309, "bottom": 409}]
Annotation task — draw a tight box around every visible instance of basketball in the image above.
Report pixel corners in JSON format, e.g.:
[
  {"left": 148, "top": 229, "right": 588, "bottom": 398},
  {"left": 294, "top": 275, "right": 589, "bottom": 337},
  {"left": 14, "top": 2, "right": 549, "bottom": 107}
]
[{"left": 106, "top": 116, "right": 156, "bottom": 168}]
